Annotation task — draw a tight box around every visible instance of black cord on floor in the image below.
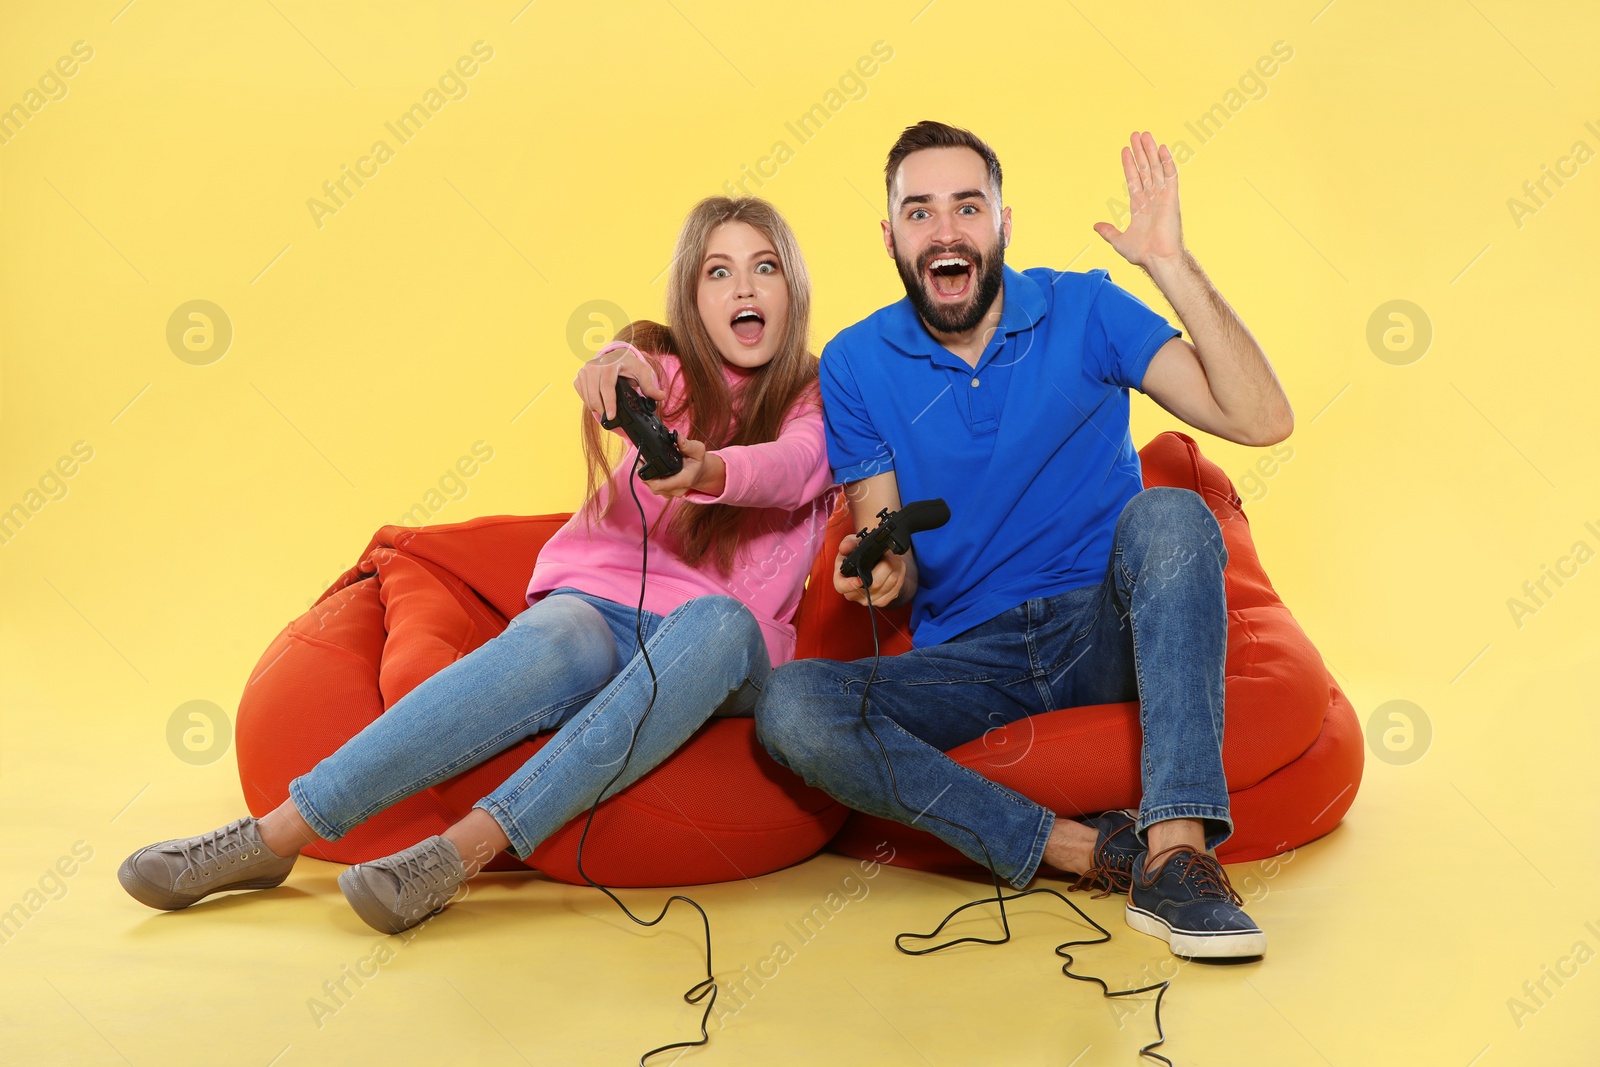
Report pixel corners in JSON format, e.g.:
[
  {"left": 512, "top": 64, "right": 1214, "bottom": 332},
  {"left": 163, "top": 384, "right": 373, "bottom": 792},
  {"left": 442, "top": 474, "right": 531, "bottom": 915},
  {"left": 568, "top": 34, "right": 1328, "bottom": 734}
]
[
  {"left": 570, "top": 459, "right": 717, "bottom": 1067},
  {"left": 858, "top": 583, "right": 1174, "bottom": 1066}
]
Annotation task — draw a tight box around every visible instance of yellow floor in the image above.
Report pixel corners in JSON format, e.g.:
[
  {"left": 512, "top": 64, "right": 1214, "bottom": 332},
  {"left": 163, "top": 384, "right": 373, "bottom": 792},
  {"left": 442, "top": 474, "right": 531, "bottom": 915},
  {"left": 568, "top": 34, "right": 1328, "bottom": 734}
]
[{"left": 2, "top": 629, "right": 1596, "bottom": 1066}]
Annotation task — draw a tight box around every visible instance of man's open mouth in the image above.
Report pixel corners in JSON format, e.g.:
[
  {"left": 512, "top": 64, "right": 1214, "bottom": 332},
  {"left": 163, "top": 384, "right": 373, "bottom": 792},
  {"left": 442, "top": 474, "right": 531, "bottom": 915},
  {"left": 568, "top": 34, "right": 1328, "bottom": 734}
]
[
  {"left": 926, "top": 255, "right": 973, "bottom": 301},
  {"left": 731, "top": 307, "right": 765, "bottom": 346}
]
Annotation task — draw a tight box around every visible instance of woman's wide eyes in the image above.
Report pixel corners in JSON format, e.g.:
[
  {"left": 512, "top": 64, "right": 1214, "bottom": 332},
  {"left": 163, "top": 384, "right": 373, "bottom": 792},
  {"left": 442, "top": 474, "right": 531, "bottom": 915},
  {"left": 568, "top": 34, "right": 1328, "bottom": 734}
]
[{"left": 708, "top": 262, "right": 778, "bottom": 278}]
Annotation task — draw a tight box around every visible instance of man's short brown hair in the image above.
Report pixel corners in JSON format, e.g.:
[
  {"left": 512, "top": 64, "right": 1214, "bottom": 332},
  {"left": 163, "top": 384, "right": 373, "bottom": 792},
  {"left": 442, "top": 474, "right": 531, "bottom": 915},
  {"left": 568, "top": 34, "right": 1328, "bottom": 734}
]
[{"left": 884, "top": 120, "right": 1003, "bottom": 208}]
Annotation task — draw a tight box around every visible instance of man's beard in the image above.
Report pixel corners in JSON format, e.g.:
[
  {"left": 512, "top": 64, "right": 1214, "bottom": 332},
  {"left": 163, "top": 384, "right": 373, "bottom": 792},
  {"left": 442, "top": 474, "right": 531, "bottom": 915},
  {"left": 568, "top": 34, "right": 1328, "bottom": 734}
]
[{"left": 893, "top": 234, "right": 1006, "bottom": 336}]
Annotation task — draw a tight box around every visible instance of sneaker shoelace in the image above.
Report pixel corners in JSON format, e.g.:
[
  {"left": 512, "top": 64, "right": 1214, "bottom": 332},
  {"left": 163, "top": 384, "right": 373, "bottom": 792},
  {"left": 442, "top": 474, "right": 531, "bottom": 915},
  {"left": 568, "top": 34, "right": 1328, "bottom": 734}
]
[
  {"left": 389, "top": 844, "right": 460, "bottom": 905},
  {"left": 1068, "top": 833, "right": 1138, "bottom": 900},
  {"left": 177, "top": 818, "right": 261, "bottom": 882},
  {"left": 1141, "top": 844, "right": 1245, "bottom": 906}
]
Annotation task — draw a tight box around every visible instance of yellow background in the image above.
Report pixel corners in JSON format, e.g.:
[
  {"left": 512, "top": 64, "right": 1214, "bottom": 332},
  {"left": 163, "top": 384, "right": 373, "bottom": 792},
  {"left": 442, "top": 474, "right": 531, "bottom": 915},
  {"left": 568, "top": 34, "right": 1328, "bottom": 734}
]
[{"left": 2, "top": 1, "right": 1597, "bottom": 1064}]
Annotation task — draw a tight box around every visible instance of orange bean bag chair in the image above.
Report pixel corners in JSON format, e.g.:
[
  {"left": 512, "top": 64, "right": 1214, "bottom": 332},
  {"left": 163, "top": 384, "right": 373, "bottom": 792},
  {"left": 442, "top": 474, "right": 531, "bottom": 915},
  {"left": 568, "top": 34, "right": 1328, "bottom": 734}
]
[
  {"left": 235, "top": 430, "right": 1358, "bottom": 886},
  {"left": 819, "top": 430, "right": 1362, "bottom": 870},
  {"left": 234, "top": 515, "right": 848, "bottom": 887}
]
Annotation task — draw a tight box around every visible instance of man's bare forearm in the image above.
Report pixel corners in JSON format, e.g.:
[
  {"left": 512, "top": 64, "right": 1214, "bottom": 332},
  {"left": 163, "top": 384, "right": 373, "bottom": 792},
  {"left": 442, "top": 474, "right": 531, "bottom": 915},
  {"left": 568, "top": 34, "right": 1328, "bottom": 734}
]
[{"left": 1146, "top": 250, "right": 1293, "bottom": 442}]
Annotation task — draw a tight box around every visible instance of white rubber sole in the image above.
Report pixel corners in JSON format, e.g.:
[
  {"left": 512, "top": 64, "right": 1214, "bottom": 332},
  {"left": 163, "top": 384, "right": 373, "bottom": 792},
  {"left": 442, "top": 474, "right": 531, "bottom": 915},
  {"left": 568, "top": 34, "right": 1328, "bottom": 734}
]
[{"left": 1126, "top": 903, "right": 1268, "bottom": 958}]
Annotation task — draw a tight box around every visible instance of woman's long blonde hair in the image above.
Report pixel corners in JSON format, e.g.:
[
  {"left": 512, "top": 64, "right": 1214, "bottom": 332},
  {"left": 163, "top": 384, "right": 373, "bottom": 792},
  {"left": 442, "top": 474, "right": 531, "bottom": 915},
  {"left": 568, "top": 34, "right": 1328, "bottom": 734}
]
[{"left": 580, "top": 196, "right": 819, "bottom": 573}]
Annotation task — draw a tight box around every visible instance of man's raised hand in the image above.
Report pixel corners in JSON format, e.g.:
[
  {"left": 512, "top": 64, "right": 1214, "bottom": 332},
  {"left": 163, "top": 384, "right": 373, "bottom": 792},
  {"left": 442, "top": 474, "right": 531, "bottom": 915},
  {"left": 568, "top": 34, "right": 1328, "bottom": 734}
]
[{"left": 1093, "top": 130, "right": 1185, "bottom": 270}]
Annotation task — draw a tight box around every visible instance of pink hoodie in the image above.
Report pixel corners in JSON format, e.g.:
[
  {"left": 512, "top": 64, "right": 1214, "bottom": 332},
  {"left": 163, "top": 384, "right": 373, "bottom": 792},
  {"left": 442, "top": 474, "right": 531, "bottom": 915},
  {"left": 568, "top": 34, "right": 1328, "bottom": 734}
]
[{"left": 526, "top": 350, "right": 839, "bottom": 667}]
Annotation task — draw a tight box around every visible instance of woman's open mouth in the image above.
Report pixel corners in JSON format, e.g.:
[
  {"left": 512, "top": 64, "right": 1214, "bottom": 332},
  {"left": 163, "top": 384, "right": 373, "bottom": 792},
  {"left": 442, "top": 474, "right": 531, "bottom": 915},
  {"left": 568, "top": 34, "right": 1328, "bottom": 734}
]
[
  {"left": 730, "top": 306, "right": 766, "bottom": 347},
  {"left": 926, "top": 255, "right": 973, "bottom": 301}
]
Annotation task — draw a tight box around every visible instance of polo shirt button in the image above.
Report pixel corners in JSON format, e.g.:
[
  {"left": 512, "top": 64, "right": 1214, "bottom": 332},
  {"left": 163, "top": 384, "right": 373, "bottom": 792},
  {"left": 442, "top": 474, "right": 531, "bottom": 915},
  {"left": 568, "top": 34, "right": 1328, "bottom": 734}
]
[{"left": 970, "top": 378, "right": 980, "bottom": 387}]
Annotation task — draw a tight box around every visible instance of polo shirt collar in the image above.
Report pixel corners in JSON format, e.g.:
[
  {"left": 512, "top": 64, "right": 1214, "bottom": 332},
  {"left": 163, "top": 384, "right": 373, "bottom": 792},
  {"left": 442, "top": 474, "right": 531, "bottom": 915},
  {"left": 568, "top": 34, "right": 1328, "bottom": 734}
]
[{"left": 877, "top": 263, "right": 1047, "bottom": 364}]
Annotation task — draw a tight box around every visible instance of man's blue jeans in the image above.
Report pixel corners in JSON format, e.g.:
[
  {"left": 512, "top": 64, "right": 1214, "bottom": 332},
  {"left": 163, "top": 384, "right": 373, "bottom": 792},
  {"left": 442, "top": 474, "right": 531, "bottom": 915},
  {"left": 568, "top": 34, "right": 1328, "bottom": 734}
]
[
  {"left": 289, "top": 589, "right": 770, "bottom": 861},
  {"left": 754, "top": 487, "right": 1232, "bottom": 890}
]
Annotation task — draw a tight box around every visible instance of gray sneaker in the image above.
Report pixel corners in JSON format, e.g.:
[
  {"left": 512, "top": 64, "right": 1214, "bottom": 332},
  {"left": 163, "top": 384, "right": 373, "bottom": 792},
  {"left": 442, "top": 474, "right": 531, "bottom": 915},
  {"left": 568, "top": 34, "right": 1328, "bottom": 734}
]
[
  {"left": 338, "top": 836, "right": 468, "bottom": 934},
  {"left": 118, "top": 816, "right": 296, "bottom": 910}
]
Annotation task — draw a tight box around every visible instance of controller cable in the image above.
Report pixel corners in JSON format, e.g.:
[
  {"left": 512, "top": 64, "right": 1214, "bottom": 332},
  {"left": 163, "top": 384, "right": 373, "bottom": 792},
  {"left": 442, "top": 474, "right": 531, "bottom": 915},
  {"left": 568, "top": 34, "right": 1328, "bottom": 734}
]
[
  {"left": 567, "top": 456, "right": 718, "bottom": 1066},
  {"left": 856, "top": 574, "right": 1175, "bottom": 1065}
]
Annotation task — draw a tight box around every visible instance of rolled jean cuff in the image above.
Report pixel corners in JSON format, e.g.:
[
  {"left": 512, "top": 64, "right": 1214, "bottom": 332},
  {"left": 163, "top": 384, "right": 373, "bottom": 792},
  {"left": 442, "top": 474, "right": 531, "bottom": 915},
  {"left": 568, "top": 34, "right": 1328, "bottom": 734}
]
[
  {"left": 1135, "top": 803, "right": 1234, "bottom": 853},
  {"left": 287, "top": 776, "right": 349, "bottom": 844},
  {"left": 1008, "top": 806, "right": 1056, "bottom": 890},
  {"left": 473, "top": 798, "right": 534, "bottom": 861}
]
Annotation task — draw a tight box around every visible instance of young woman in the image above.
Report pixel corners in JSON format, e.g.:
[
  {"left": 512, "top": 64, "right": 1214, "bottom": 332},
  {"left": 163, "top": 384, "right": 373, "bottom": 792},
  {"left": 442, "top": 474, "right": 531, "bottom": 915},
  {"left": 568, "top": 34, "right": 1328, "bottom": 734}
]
[{"left": 118, "top": 197, "right": 837, "bottom": 934}]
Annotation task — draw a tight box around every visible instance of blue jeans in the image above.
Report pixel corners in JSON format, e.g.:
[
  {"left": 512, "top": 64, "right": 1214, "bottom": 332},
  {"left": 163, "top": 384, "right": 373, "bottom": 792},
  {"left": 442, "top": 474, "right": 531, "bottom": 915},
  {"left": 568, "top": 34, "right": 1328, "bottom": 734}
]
[
  {"left": 289, "top": 588, "right": 771, "bottom": 861},
  {"left": 754, "top": 487, "right": 1232, "bottom": 890}
]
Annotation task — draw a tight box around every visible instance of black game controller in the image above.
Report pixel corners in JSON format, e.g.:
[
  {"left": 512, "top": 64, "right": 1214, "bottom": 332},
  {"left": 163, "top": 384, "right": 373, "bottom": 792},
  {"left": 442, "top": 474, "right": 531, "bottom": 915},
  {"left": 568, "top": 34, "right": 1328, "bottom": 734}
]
[
  {"left": 840, "top": 498, "right": 951, "bottom": 582},
  {"left": 601, "top": 376, "right": 683, "bottom": 481}
]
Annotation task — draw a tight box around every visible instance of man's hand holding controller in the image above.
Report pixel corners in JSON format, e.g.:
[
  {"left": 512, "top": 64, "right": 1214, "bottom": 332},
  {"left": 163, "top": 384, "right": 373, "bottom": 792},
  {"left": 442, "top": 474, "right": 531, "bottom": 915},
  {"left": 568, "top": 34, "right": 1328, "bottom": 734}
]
[
  {"left": 834, "top": 532, "right": 911, "bottom": 608},
  {"left": 834, "top": 498, "right": 948, "bottom": 610}
]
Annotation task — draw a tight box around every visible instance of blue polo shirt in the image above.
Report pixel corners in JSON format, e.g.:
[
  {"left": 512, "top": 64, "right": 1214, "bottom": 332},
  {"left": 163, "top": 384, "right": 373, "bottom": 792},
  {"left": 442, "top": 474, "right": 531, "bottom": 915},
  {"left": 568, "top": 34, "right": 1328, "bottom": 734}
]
[{"left": 819, "top": 264, "right": 1182, "bottom": 647}]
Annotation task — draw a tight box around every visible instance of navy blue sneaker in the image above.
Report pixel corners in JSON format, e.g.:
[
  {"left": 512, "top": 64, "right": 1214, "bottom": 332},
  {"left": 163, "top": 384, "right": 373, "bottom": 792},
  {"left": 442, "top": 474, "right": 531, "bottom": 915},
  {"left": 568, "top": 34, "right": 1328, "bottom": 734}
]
[
  {"left": 1126, "top": 845, "right": 1267, "bottom": 958},
  {"left": 1063, "top": 808, "right": 1144, "bottom": 898}
]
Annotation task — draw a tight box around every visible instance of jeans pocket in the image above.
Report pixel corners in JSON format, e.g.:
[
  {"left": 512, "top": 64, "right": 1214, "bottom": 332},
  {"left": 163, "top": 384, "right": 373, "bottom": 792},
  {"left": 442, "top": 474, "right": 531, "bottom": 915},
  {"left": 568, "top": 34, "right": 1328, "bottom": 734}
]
[
  {"left": 838, "top": 672, "right": 998, "bottom": 698},
  {"left": 900, "top": 675, "right": 996, "bottom": 687}
]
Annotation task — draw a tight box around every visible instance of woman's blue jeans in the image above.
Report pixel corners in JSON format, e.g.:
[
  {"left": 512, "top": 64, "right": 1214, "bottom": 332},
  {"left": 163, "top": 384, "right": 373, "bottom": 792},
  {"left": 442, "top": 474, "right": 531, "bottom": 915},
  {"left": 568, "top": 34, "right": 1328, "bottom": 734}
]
[
  {"left": 288, "top": 589, "right": 770, "bottom": 861},
  {"left": 754, "top": 487, "right": 1233, "bottom": 890}
]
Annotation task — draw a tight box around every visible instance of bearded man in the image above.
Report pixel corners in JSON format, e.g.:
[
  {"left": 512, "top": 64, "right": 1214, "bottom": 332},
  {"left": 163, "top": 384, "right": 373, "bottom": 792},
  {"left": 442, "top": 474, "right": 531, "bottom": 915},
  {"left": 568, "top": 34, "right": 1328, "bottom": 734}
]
[{"left": 754, "top": 120, "right": 1294, "bottom": 959}]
